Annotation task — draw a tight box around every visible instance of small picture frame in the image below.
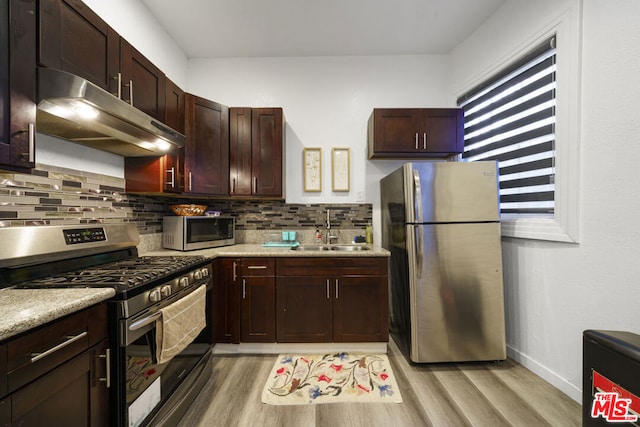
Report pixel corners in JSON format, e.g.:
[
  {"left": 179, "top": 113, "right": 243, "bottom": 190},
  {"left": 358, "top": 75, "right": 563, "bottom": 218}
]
[
  {"left": 303, "top": 147, "right": 322, "bottom": 192},
  {"left": 331, "top": 147, "right": 350, "bottom": 192}
]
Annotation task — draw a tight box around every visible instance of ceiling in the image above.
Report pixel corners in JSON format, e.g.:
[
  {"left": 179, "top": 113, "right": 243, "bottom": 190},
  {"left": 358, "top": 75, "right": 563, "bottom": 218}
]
[{"left": 140, "top": 0, "right": 506, "bottom": 58}]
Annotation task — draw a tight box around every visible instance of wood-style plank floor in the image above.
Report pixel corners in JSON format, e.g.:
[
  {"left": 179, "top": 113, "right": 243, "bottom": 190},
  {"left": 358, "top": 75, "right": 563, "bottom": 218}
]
[{"left": 179, "top": 340, "right": 581, "bottom": 426}]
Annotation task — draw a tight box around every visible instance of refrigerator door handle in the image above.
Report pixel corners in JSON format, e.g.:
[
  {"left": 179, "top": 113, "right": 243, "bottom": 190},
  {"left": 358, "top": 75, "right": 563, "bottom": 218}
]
[
  {"left": 415, "top": 226, "right": 422, "bottom": 279},
  {"left": 413, "top": 169, "right": 424, "bottom": 222}
]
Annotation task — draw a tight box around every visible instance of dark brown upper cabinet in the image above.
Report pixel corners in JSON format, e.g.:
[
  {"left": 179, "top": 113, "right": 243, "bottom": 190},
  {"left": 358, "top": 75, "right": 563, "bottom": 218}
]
[
  {"left": 184, "top": 93, "right": 229, "bottom": 196},
  {"left": 124, "top": 78, "right": 185, "bottom": 194},
  {"left": 368, "top": 108, "right": 464, "bottom": 159},
  {"left": 38, "top": 0, "right": 119, "bottom": 94},
  {"left": 0, "top": 0, "right": 36, "bottom": 172},
  {"left": 119, "top": 40, "right": 166, "bottom": 122},
  {"left": 229, "top": 107, "right": 284, "bottom": 198},
  {"left": 38, "top": 0, "right": 166, "bottom": 122}
]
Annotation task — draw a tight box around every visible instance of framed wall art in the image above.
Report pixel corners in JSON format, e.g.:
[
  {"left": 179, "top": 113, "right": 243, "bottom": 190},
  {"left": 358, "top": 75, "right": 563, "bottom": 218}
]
[
  {"left": 331, "top": 147, "right": 350, "bottom": 192},
  {"left": 303, "top": 147, "right": 322, "bottom": 192}
]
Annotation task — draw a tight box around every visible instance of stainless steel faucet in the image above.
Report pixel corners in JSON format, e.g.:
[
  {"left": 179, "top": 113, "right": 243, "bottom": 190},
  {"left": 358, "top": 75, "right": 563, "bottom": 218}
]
[{"left": 326, "top": 209, "right": 338, "bottom": 244}]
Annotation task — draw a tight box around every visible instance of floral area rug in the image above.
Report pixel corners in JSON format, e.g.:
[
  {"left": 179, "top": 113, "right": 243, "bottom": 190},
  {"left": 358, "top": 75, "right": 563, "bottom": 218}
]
[{"left": 261, "top": 352, "right": 403, "bottom": 405}]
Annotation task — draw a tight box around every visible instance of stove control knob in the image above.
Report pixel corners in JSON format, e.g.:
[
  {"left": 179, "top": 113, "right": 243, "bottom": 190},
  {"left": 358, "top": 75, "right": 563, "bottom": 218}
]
[
  {"left": 149, "top": 288, "right": 161, "bottom": 303},
  {"left": 160, "top": 285, "right": 172, "bottom": 298},
  {"left": 200, "top": 268, "right": 210, "bottom": 277},
  {"left": 179, "top": 277, "right": 190, "bottom": 288},
  {"left": 194, "top": 270, "right": 203, "bottom": 281}
]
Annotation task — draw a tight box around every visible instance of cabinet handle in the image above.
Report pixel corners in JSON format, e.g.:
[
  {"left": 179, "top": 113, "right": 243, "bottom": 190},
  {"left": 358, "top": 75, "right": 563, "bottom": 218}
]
[
  {"left": 415, "top": 133, "right": 419, "bottom": 150},
  {"left": 188, "top": 172, "right": 193, "bottom": 191},
  {"left": 30, "top": 331, "right": 87, "bottom": 363},
  {"left": 128, "top": 80, "right": 134, "bottom": 105},
  {"left": 247, "top": 265, "right": 267, "bottom": 269},
  {"left": 28, "top": 123, "right": 35, "bottom": 162},
  {"left": 242, "top": 279, "right": 246, "bottom": 299},
  {"left": 335, "top": 279, "right": 339, "bottom": 299},
  {"left": 326, "top": 279, "right": 330, "bottom": 299},
  {"left": 98, "top": 348, "right": 111, "bottom": 388},
  {"left": 112, "top": 73, "right": 122, "bottom": 99},
  {"left": 166, "top": 167, "right": 175, "bottom": 188},
  {"left": 233, "top": 262, "right": 238, "bottom": 281},
  {"left": 253, "top": 177, "right": 258, "bottom": 194},
  {"left": 423, "top": 132, "right": 427, "bottom": 150},
  {"left": 231, "top": 178, "right": 236, "bottom": 194}
]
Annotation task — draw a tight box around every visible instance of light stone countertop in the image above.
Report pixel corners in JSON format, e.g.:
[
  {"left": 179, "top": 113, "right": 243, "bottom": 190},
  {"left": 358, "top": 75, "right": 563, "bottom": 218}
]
[
  {"left": 141, "top": 243, "right": 390, "bottom": 258},
  {"left": 0, "top": 288, "right": 115, "bottom": 342}
]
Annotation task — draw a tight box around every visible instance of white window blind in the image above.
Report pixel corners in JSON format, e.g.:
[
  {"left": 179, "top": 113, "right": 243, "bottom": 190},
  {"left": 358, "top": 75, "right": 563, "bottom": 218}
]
[{"left": 457, "top": 37, "right": 556, "bottom": 215}]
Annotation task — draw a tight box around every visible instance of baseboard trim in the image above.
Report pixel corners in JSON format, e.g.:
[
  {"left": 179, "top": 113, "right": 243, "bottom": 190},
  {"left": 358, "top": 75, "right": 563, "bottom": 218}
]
[
  {"left": 507, "top": 345, "right": 582, "bottom": 402},
  {"left": 213, "top": 342, "right": 388, "bottom": 355}
]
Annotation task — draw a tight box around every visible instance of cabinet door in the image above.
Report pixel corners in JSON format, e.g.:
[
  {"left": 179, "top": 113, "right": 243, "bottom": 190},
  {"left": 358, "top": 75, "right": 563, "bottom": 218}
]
[
  {"left": 11, "top": 350, "right": 91, "bottom": 426},
  {"left": 240, "top": 276, "right": 275, "bottom": 342},
  {"left": 369, "top": 109, "right": 420, "bottom": 154},
  {"left": 164, "top": 79, "right": 185, "bottom": 135},
  {"left": 120, "top": 40, "right": 166, "bottom": 121},
  {"left": 89, "top": 339, "right": 110, "bottom": 427},
  {"left": 332, "top": 275, "right": 389, "bottom": 342},
  {"left": 422, "top": 109, "right": 464, "bottom": 154},
  {"left": 1, "top": 0, "right": 36, "bottom": 172},
  {"left": 213, "top": 259, "right": 240, "bottom": 344},
  {"left": 251, "top": 108, "right": 283, "bottom": 197},
  {"left": 276, "top": 276, "right": 332, "bottom": 343},
  {"left": 229, "top": 107, "right": 252, "bottom": 196},
  {"left": 38, "top": 0, "right": 119, "bottom": 93},
  {"left": 184, "top": 93, "right": 229, "bottom": 195}
]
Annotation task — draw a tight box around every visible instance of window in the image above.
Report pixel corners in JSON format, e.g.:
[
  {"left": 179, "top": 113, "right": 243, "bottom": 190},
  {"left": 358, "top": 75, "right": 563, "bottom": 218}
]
[{"left": 457, "top": 37, "right": 556, "bottom": 216}]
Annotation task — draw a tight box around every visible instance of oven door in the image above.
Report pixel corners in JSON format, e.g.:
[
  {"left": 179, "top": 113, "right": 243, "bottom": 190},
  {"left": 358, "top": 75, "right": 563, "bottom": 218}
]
[{"left": 117, "top": 286, "right": 212, "bottom": 427}]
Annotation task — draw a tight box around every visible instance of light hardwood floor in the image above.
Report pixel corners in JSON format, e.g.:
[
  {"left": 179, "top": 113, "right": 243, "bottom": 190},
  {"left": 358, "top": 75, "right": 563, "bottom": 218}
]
[{"left": 179, "top": 340, "right": 581, "bottom": 426}]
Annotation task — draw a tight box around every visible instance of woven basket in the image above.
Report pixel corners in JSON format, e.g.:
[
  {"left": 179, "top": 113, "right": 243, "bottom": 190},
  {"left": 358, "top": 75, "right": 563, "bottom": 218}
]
[{"left": 171, "top": 204, "right": 207, "bottom": 216}]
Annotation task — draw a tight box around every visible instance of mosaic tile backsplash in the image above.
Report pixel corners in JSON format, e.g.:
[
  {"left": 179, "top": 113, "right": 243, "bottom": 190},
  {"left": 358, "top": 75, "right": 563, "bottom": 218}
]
[{"left": 0, "top": 164, "right": 372, "bottom": 239}]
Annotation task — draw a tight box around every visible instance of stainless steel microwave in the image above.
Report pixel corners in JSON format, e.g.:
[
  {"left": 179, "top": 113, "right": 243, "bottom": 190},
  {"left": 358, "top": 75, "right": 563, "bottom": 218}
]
[{"left": 163, "top": 216, "right": 235, "bottom": 251}]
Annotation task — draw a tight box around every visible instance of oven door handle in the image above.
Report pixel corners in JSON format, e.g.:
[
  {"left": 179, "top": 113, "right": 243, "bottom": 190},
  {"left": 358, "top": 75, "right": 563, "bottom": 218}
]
[{"left": 129, "top": 312, "right": 162, "bottom": 331}]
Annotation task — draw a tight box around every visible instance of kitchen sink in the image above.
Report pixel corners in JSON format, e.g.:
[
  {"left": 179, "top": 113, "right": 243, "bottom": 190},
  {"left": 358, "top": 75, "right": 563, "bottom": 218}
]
[
  {"left": 291, "top": 244, "right": 370, "bottom": 252},
  {"left": 291, "top": 245, "right": 331, "bottom": 251},
  {"left": 330, "top": 245, "right": 370, "bottom": 251}
]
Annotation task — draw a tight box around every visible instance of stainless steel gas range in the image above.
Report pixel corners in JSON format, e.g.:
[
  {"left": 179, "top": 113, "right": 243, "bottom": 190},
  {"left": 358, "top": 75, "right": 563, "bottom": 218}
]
[{"left": 0, "top": 224, "right": 214, "bottom": 427}]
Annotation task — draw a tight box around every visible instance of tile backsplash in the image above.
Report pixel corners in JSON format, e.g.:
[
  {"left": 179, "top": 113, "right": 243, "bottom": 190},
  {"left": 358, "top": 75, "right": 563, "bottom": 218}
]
[{"left": 0, "top": 164, "right": 372, "bottom": 238}]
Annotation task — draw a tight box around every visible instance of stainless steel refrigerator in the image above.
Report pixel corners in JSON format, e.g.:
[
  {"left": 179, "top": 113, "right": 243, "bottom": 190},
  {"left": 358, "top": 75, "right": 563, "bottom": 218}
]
[{"left": 381, "top": 161, "right": 506, "bottom": 363}]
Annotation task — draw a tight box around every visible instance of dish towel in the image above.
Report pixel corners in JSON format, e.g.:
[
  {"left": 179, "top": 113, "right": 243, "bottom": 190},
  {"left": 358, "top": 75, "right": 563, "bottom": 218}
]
[{"left": 155, "top": 285, "right": 206, "bottom": 364}]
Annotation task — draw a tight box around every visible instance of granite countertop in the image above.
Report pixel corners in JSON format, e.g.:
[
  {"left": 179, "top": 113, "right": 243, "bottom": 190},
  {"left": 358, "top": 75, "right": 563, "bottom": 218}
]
[
  {"left": 142, "top": 243, "right": 390, "bottom": 258},
  {"left": 0, "top": 288, "right": 115, "bottom": 342}
]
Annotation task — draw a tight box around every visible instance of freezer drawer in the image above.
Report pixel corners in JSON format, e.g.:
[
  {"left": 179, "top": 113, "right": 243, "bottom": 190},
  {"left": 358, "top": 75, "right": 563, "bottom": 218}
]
[{"left": 407, "top": 222, "right": 506, "bottom": 363}]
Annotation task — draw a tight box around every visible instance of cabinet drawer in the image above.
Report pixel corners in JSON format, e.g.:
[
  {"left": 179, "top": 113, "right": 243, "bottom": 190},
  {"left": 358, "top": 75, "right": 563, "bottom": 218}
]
[
  {"left": 240, "top": 258, "right": 275, "bottom": 276},
  {"left": 5, "top": 307, "right": 100, "bottom": 394},
  {"left": 276, "top": 257, "right": 388, "bottom": 276}
]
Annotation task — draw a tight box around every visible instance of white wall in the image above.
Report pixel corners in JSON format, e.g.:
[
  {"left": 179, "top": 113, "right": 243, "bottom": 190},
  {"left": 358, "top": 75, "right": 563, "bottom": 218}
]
[
  {"left": 452, "top": 0, "right": 640, "bottom": 402},
  {"left": 188, "top": 55, "right": 451, "bottom": 241}
]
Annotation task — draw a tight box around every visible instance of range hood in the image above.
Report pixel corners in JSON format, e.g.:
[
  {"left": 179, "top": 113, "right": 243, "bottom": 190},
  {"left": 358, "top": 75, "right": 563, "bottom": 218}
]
[{"left": 36, "top": 67, "right": 185, "bottom": 157}]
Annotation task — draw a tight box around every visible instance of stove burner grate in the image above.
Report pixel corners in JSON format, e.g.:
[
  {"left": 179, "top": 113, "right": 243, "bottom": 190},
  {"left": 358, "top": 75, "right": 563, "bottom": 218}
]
[{"left": 13, "top": 255, "right": 209, "bottom": 291}]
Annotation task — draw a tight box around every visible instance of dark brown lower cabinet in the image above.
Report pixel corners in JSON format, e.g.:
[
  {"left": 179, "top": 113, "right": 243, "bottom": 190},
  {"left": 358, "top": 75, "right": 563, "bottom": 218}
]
[
  {"left": 240, "top": 258, "right": 276, "bottom": 343},
  {"left": 0, "top": 304, "right": 110, "bottom": 427},
  {"left": 213, "top": 258, "right": 241, "bottom": 344},
  {"left": 276, "top": 257, "right": 389, "bottom": 343}
]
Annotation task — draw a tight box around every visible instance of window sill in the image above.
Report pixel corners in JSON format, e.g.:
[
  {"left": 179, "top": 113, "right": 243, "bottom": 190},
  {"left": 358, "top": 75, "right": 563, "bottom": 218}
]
[{"left": 501, "top": 216, "right": 578, "bottom": 243}]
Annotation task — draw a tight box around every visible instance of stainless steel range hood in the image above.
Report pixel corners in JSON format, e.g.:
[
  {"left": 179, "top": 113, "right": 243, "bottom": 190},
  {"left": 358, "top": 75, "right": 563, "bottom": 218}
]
[{"left": 36, "top": 67, "right": 185, "bottom": 157}]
